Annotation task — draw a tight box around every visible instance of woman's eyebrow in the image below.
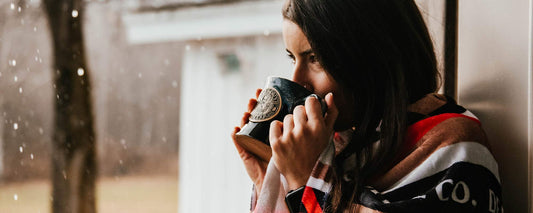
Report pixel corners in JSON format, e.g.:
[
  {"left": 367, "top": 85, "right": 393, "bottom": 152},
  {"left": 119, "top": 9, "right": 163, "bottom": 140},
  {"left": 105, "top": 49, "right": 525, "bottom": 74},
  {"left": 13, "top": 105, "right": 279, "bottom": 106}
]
[
  {"left": 299, "top": 49, "right": 313, "bottom": 56},
  {"left": 285, "top": 48, "right": 313, "bottom": 56}
]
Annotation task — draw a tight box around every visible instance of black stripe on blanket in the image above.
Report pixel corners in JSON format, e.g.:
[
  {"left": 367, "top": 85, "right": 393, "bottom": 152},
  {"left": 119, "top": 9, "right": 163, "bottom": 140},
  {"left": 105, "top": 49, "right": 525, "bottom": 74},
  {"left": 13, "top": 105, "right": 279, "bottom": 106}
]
[{"left": 359, "top": 162, "right": 503, "bottom": 213}]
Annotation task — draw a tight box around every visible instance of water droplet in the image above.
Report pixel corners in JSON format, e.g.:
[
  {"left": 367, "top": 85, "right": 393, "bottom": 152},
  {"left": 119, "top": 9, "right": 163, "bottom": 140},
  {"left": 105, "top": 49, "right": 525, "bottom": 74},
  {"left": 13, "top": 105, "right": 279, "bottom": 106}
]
[
  {"left": 72, "top": 10, "right": 78, "bottom": 18},
  {"left": 77, "top": 68, "right": 84, "bottom": 76},
  {"left": 19, "top": 146, "right": 23, "bottom": 153},
  {"left": 119, "top": 160, "right": 123, "bottom": 164},
  {"left": 138, "top": 73, "right": 142, "bottom": 78},
  {"left": 185, "top": 45, "right": 191, "bottom": 51},
  {"left": 19, "top": 87, "right": 23, "bottom": 94},
  {"left": 35, "top": 56, "right": 39, "bottom": 61},
  {"left": 9, "top": 59, "right": 16, "bottom": 67},
  {"left": 263, "top": 30, "right": 270, "bottom": 36},
  {"left": 172, "top": 81, "right": 178, "bottom": 88},
  {"left": 14, "top": 194, "right": 18, "bottom": 201},
  {"left": 13, "top": 123, "right": 18, "bottom": 130},
  {"left": 38, "top": 127, "right": 43, "bottom": 134},
  {"left": 33, "top": 26, "right": 37, "bottom": 32},
  {"left": 10, "top": 3, "right": 15, "bottom": 10},
  {"left": 14, "top": 76, "right": 18, "bottom": 82},
  {"left": 17, "top": 6, "right": 21, "bottom": 12},
  {"left": 120, "top": 139, "right": 126, "bottom": 145},
  {"left": 164, "top": 59, "right": 170, "bottom": 66},
  {"left": 201, "top": 46, "right": 206, "bottom": 51},
  {"left": 30, "top": 154, "right": 34, "bottom": 160}
]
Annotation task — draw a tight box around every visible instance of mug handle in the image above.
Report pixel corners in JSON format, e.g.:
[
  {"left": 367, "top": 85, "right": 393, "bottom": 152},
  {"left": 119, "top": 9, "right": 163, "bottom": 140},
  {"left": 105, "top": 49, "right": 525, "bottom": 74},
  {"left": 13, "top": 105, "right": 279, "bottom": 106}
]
[{"left": 290, "top": 94, "right": 328, "bottom": 116}]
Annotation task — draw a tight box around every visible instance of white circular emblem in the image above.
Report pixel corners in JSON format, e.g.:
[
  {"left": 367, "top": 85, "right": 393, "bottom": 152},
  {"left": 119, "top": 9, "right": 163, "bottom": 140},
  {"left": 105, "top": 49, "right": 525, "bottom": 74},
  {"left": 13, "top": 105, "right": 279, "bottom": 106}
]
[{"left": 249, "top": 88, "right": 282, "bottom": 122}]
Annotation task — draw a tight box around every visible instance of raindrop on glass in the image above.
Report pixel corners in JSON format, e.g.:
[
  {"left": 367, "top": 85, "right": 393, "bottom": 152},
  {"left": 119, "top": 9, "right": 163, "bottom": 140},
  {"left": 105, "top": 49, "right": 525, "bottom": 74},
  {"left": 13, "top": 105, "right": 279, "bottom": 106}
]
[
  {"left": 33, "top": 26, "right": 37, "bottom": 32},
  {"left": 13, "top": 123, "right": 18, "bottom": 130},
  {"left": 77, "top": 68, "right": 85, "bottom": 76},
  {"left": 185, "top": 45, "right": 191, "bottom": 51},
  {"left": 72, "top": 10, "right": 79, "bottom": 18},
  {"left": 17, "top": 6, "right": 21, "bottom": 12},
  {"left": 30, "top": 153, "right": 34, "bottom": 160},
  {"left": 138, "top": 73, "right": 142, "bottom": 78},
  {"left": 19, "top": 146, "right": 23, "bottom": 153},
  {"left": 9, "top": 59, "right": 16, "bottom": 67},
  {"left": 263, "top": 30, "right": 270, "bottom": 36},
  {"left": 164, "top": 59, "right": 170, "bottom": 66},
  {"left": 172, "top": 81, "right": 178, "bottom": 88},
  {"left": 14, "top": 76, "right": 18, "bottom": 82},
  {"left": 14, "top": 194, "right": 18, "bottom": 201},
  {"left": 19, "top": 87, "right": 23, "bottom": 94},
  {"left": 10, "top": 3, "right": 15, "bottom": 10},
  {"left": 39, "top": 127, "right": 44, "bottom": 134}
]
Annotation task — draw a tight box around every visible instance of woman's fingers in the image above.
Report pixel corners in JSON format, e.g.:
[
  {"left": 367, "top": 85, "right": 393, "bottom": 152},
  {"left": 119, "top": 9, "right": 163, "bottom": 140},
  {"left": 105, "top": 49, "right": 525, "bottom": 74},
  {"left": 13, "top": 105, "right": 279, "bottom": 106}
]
[
  {"left": 247, "top": 98, "right": 257, "bottom": 113},
  {"left": 240, "top": 112, "right": 250, "bottom": 127},
  {"left": 324, "top": 93, "right": 339, "bottom": 130},
  {"left": 283, "top": 114, "right": 295, "bottom": 136},
  {"left": 293, "top": 105, "right": 307, "bottom": 126},
  {"left": 269, "top": 120, "right": 283, "bottom": 152},
  {"left": 305, "top": 96, "right": 323, "bottom": 125},
  {"left": 231, "top": 126, "right": 247, "bottom": 157}
]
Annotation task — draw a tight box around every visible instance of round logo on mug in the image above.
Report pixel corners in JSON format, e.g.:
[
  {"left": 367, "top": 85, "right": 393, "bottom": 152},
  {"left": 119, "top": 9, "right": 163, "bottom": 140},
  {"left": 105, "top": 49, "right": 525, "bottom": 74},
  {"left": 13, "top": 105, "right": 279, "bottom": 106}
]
[{"left": 249, "top": 88, "right": 282, "bottom": 122}]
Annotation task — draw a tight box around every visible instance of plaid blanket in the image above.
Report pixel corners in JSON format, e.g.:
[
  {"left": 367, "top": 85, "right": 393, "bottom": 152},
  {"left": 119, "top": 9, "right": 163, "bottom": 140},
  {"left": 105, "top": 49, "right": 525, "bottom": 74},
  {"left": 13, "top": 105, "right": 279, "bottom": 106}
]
[{"left": 251, "top": 94, "right": 502, "bottom": 212}]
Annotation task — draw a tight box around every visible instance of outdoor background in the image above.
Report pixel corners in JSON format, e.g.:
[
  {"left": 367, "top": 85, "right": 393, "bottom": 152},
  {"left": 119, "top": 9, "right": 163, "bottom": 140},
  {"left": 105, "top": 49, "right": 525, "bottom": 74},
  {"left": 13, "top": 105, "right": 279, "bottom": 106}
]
[{"left": 0, "top": 0, "right": 531, "bottom": 212}]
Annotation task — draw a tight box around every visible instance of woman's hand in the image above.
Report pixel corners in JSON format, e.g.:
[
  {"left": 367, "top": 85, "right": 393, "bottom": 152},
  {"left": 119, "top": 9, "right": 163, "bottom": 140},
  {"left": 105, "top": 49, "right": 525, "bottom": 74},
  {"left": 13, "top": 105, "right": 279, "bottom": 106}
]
[
  {"left": 269, "top": 93, "right": 338, "bottom": 190},
  {"left": 231, "top": 89, "right": 268, "bottom": 195}
]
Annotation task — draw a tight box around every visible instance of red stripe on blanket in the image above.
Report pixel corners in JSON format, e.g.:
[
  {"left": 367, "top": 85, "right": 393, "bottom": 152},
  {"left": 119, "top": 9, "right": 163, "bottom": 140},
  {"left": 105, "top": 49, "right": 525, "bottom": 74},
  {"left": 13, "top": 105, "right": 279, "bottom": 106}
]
[
  {"left": 405, "top": 113, "right": 480, "bottom": 149},
  {"left": 302, "top": 186, "right": 323, "bottom": 213}
]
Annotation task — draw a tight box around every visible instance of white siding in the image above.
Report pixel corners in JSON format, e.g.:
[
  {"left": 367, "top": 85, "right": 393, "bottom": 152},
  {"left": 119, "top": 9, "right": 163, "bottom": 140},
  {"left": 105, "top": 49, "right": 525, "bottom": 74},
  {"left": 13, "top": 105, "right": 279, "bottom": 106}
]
[{"left": 179, "top": 36, "right": 291, "bottom": 212}]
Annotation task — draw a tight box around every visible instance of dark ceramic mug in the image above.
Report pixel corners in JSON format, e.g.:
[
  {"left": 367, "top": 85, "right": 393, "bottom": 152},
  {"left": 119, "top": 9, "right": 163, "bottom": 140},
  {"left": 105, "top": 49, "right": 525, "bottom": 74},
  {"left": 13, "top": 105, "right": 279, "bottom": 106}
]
[{"left": 235, "top": 76, "right": 327, "bottom": 161}]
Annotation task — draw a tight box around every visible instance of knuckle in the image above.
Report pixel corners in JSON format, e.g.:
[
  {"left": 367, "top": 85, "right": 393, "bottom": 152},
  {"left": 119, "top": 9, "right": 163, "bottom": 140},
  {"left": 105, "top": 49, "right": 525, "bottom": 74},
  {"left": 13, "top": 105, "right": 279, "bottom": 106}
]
[
  {"left": 293, "top": 126, "right": 306, "bottom": 137},
  {"left": 294, "top": 105, "right": 305, "bottom": 113},
  {"left": 271, "top": 138, "right": 282, "bottom": 151}
]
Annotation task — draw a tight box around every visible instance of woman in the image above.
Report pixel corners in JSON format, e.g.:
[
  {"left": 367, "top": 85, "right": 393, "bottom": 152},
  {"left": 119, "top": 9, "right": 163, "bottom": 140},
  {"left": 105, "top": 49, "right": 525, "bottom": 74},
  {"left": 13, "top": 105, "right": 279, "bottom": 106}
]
[{"left": 231, "top": 0, "right": 503, "bottom": 212}]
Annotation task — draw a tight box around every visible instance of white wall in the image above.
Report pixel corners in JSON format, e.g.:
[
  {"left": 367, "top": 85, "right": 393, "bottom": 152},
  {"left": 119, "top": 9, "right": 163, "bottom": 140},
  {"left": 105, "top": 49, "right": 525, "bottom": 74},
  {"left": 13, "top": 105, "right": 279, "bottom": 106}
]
[
  {"left": 457, "top": 1, "right": 532, "bottom": 212},
  {"left": 178, "top": 36, "right": 291, "bottom": 212}
]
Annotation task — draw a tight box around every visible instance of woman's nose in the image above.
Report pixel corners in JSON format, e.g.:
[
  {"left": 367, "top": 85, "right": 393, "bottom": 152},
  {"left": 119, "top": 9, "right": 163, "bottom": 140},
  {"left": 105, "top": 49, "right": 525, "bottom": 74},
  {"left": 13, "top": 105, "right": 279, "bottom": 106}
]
[{"left": 291, "top": 63, "right": 312, "bottom": 91}]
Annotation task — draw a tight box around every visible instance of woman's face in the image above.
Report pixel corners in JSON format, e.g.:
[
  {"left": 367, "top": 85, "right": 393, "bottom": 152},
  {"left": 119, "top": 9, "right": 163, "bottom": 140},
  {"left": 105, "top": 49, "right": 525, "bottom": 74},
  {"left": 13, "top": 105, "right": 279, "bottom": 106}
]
[{"left": 282, "top": 20, "right": 354, "bottom": 131}]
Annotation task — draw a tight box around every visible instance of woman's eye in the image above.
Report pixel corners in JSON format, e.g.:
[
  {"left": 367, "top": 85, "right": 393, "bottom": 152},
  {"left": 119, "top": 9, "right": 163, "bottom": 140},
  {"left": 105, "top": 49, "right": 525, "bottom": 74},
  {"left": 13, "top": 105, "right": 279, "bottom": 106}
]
[
  {"left": 309, "top": 55, "right": 317, "bottom": 63},
  {"left": 287, "top": 54, "right": 296, "bottom": 64}
]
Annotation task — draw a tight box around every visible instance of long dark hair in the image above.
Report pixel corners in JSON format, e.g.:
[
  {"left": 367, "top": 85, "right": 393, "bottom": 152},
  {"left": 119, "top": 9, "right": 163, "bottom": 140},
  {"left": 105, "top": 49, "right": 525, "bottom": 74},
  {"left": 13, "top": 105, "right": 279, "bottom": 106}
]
[{"left": 283, "top": 0, "right": 438, "bottom": 211}]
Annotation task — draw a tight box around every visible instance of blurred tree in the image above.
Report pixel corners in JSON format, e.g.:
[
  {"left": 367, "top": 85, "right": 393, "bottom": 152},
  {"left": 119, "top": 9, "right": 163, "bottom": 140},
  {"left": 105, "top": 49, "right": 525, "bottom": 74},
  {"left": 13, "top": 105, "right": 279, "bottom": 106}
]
[{"left": 42, "top": 0, "right": 97, "bottom": 213}]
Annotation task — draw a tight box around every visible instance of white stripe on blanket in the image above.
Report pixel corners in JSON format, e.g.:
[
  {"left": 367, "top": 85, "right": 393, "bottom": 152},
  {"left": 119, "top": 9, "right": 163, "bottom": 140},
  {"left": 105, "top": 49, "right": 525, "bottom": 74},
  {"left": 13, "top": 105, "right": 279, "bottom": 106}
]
[
  {"left": 382, "top": 141, "right": 500, "bottom": 194},
  {"left": 307, "top": 176, "right": 333, "bottom": 192}
]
